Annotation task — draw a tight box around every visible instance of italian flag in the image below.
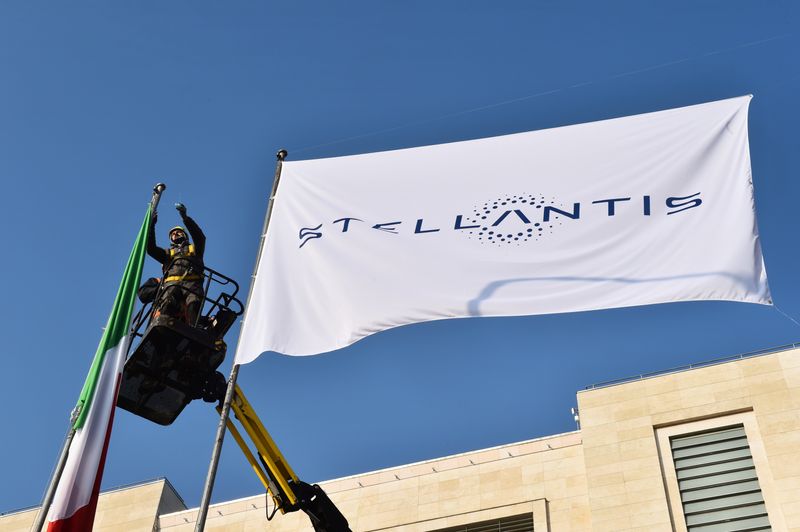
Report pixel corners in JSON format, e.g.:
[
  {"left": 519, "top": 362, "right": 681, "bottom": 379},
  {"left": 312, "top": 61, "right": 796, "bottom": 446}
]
[{"left": 46, "top": 206, "right": 152, "bottom": 531}]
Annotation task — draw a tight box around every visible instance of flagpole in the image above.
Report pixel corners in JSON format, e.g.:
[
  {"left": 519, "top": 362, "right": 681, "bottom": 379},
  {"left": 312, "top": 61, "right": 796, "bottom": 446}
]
[
  {"left": 31, "top": 183, "right": 166, "bottom": 532},
  {"left": 31, "top": 427, "right": 76, "bottom": 532},
  {"left": 195, "top": 149, "right": 287, "bottom": 532}
]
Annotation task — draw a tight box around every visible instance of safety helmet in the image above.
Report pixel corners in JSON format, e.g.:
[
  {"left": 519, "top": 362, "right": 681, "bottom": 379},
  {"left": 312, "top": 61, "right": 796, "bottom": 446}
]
[{"left": 169, "top": 226, "right": 188, "bottom": 245}]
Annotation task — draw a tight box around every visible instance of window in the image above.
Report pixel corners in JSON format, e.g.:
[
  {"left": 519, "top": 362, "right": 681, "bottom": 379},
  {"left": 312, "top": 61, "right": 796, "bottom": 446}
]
[
  {"left": 428, "top": 513, "right": 534, "bottom": 532},
  {"left": 670, "top": 425, "right": 770, "bottom": 531}
]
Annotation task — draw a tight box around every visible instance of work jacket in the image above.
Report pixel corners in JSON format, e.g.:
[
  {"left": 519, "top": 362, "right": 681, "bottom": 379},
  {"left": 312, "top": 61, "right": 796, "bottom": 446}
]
[{"left": 147, "top": 215, "right": 206, "bottom": 283}]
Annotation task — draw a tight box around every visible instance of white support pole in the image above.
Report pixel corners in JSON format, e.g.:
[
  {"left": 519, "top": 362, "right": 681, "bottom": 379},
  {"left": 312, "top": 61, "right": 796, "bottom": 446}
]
[{"left": 194, "top": 150, "right": 287, "bottom": 531}]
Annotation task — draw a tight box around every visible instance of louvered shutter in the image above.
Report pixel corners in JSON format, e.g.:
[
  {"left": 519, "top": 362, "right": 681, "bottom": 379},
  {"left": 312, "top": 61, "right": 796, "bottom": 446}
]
[
  {"left": 671, "top": 425, "right": 771, "bottom": 531},
  {"left": 428, "top": 513, "right": 534, "bottom": 532}
]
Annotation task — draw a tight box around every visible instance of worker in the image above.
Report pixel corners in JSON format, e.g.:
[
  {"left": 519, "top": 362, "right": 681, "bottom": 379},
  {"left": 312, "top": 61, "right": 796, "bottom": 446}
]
[{"left": 147, "top": 202, "right": 206, "bottom": 325}]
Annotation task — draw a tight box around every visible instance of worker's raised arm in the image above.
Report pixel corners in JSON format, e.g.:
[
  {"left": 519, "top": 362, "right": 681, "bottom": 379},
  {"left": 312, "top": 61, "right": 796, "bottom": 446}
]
[
  {"left": 147, "top": 211, "right": 168, "bottom": 264},
  {"left": 176, "top": 203, "right": 206, "bottom": 259}
]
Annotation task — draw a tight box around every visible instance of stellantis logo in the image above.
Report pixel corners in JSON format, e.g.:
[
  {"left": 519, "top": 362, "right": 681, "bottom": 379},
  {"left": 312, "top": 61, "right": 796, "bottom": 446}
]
[
  {"left": 298, "top": 192, "right": 702, "bottom": 249},
  {"left": 299, "top": 224, "right": 323, "bottom": 249}
]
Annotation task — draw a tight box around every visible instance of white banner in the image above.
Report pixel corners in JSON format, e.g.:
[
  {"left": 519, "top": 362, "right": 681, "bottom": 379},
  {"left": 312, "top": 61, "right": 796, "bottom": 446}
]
[{"left": 236, "top": 96, "right": 770, "bottom": 361}]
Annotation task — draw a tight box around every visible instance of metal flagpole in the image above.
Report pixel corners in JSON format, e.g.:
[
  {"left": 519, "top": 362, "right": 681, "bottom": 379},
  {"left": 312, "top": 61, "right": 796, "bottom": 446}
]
[
  {"left": 31, "top": 183, "right": 166, "bottom": 532},
  {"left": 195, "top": 149, "right": 287, "bottom": 532},
  {"left": 31, "top": 427, "right": 76, "bottom": 532}
]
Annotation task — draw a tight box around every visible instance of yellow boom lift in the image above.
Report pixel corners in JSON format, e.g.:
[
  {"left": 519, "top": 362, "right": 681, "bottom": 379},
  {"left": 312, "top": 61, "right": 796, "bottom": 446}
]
[
  {"left": 116, "top": 253, "right": 350, "bottom": 530},
  {"left": 223, "top": 384, "right": 350, "bottom": 531},
  {"left": 117, "top": 183, "right": 351, "bottom": 531},
  {"left": 117, "top": 256, "right": 351, "bottom": 530}
]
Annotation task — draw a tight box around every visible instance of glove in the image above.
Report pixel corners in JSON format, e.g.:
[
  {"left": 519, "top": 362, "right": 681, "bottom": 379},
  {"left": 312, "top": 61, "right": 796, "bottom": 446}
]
[
  {"left": 175, "top": 202, "right": 187, "bottom": 216},
  {"left": 151, "top": 212, "right": 158, "bottom": 224}
]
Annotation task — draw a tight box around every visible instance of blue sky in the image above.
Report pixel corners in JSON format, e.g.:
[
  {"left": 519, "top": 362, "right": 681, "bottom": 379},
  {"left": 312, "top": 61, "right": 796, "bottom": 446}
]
[{"left": 2, "top": 0, "right": 800, "bottom": 514}]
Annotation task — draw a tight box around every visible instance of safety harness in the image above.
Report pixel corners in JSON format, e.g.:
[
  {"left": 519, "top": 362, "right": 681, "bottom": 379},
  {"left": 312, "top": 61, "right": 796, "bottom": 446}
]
[{"left": 164, "top": 244, "right": 202, "bottom": 282}]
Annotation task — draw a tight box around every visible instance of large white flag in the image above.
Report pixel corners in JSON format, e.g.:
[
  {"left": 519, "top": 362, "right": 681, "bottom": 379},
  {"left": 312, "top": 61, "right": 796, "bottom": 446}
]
[{"left": 236, "top": 96, "right": 770, "bottom": 360}]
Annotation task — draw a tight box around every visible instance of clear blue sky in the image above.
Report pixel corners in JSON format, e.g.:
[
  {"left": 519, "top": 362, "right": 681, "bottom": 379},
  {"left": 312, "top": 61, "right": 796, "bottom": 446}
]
[{"left": 2, "top": 0, "right": 799, "bottom": 514}]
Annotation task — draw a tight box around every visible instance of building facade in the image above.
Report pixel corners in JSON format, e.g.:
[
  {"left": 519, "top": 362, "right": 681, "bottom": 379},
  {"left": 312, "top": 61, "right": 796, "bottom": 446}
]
[
  {"left": 5, "top": 345, "right": 800, "bottom": 531},
  {"left": 1, "top": 478, "right": 185, "bottom": 531}
]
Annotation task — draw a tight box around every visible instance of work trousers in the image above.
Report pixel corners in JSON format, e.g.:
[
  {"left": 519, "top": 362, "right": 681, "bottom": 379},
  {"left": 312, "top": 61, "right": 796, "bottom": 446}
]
[{"left": 155, "top": 281, "right": 204, "bottom": 325}]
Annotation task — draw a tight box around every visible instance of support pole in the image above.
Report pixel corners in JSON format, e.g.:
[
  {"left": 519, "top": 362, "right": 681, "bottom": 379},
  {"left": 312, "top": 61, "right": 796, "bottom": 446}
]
[
  {"left": 32, "top": 183, "right": 167, "bottom": 532},
  {"left": 195, "top": 150, "right": 287, "bottom": 531},
  {"left": 30, "top": 427, "right": 76, "bottom": 532}
]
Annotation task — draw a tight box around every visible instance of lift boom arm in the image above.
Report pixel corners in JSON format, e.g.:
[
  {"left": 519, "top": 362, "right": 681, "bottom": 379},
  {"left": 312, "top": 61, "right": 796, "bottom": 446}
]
[{"left": 220, "top": 385, "right": 351, "bottom": 532}]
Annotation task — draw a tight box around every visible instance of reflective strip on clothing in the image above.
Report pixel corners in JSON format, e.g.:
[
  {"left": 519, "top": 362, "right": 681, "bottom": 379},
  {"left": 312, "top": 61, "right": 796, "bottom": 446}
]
[{"left": 164, "top": 274, "right": 202, "bottom": 283}]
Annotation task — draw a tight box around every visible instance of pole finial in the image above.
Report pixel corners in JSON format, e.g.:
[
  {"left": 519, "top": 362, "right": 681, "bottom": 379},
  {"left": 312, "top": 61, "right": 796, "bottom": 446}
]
[
  {"left": 276, "top": 149, "right": 288, "bottom": 161},
  {"left": 151, "top": 183, "right": 167, "bottom": 212}
]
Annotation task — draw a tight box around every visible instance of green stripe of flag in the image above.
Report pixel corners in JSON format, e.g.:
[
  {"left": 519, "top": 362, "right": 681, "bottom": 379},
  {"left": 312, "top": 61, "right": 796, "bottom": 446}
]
[{"left": 73, "top": 205, "right": 153, "bottom": 429}]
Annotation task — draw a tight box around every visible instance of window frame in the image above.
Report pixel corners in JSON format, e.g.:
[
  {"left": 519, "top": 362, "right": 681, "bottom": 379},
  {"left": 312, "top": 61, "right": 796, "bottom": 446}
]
[
  {"left": 654, "top": 411, "right": 786, "bottom": 531},
  {"left": 400, "top": 500, "right": 547, "bottom": 532},
  {"left": 426, "top": 512, "right": 534, "bottom": 532}
]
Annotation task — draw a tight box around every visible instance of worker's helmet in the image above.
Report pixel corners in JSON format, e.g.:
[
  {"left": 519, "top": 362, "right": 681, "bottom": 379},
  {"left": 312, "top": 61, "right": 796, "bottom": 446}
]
[{"left": 169, "top": 226, "right": 188, "bottom": 246}]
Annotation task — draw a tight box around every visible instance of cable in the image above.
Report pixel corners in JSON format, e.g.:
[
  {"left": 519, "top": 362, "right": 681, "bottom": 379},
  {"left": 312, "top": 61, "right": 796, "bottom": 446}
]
[
  {"left": 774, "top": 303, "right": 800, "bottom": 330},
  {"left": 290, "top": 33, "right": 794, "bottom": 157}
]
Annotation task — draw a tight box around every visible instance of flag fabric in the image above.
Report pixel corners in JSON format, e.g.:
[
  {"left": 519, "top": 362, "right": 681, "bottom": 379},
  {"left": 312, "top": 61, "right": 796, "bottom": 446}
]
[
  {"left": 235, "top": 96, "right": 770, "bottom": 361},
  {"left": 46, "top": 206, "right": 152, "bottom": 531}
]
